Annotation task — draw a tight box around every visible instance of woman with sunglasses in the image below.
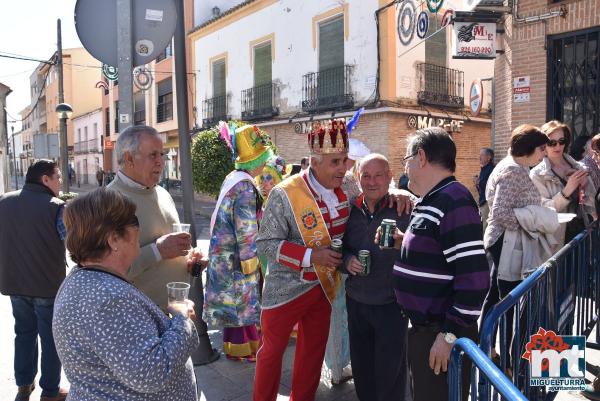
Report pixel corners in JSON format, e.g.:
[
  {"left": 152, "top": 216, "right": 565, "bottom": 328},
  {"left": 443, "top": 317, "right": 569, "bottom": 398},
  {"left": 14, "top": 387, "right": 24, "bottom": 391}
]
[
  {"left": 52, "top": 188, "right": 199, "bottom": 401},
  {"left": 530, "top": 120, "right": 596, "bottom": 245}
]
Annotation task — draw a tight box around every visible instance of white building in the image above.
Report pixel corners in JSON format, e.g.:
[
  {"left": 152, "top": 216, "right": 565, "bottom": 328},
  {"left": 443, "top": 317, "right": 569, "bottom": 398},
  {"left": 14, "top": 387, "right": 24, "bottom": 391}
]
[
  {"left": 189, "top": 0, "right": 496, "bottom": 189},
  {"left": 72, "top": 108, "right": 103, "bottom": 186}
]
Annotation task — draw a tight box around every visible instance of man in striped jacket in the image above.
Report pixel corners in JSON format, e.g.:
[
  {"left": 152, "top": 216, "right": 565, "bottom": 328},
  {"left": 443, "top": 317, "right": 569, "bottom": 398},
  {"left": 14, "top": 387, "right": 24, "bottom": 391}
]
[{"left": 393, "top": 127, "right": 490, "bottom": 401}]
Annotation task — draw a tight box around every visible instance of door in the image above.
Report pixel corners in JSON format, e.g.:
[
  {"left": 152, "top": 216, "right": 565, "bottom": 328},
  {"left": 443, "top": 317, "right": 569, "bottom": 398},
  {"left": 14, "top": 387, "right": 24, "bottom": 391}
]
[{"left": 548, "top": 27, "right": 600, "bottom": 139}]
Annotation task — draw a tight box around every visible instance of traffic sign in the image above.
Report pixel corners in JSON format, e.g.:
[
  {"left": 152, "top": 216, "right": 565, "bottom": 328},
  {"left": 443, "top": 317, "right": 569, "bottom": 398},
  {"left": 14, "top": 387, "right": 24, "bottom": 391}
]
[{"left": 469, "top": 79, "right": 484, "bottom": 117}]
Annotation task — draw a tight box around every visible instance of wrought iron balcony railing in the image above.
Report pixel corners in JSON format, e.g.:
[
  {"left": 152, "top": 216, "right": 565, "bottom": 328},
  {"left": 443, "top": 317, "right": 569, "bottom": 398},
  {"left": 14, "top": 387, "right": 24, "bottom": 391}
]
[
  {"left": 417, "top": 63, "right": 464, "bottom": 109},
  {"left": 241, "top": 83, "right": 279, "bottom": 121},
  {"left": 202, "top": 95, "right": 230, "bottom": 128},
  {"left": 157, "top": 101, "right": 173, "bottom": 123},
  {"left": 302, "top": 65, "right": 354, "bottom": 113},
  {"left": 74, "top": 139, "right": 100, "bottom": 154}
]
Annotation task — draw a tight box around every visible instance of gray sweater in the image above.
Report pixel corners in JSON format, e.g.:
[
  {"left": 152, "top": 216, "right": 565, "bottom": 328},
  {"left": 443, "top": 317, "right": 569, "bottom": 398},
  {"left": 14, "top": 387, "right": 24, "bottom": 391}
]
[
  {"left": 342, "top": 196, "right": 410, "bottom": 305},
  {"left": 53, "top": 267, "right": 199, "bottom": 401}
]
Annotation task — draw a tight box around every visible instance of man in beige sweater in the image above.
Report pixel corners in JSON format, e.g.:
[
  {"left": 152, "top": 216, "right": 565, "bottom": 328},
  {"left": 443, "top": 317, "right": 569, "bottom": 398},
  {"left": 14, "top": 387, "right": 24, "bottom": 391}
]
[{"left": 108, "top": 125, "right": 204, "bottom": 309}]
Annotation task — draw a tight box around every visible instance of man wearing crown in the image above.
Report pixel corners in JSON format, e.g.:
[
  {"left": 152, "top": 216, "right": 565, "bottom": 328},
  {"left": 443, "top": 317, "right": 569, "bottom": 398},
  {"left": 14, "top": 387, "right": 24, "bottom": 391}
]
[
  {"left": 204, "top": 124, "right": 273, "bottom": 362},
  {"left": 253, "top": 119, "right": 353, "bottom": 401}
]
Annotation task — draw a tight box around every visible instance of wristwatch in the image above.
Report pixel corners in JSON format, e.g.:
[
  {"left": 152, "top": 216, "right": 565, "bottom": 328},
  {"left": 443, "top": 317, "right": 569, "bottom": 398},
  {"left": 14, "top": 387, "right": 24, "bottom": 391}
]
[{"left": 443, "top": 332, "right": 457, "bottom": 345}]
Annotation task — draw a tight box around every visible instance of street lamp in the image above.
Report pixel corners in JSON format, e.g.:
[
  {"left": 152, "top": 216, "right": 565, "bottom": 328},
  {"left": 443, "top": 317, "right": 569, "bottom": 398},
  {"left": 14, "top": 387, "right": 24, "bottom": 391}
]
[
  {"left": 11, "top": 125, "right": 17, "bottom": 190},
  {"left": 55, "top": 102, "right": 73, "bottom": 193}
]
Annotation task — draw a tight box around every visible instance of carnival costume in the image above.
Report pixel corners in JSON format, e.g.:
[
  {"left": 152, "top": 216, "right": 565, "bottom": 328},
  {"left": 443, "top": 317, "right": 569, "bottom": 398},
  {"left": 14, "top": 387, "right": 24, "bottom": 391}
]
[
  {"left": 253, "top": 119, "right": 352, "bottom": 401},
  {"left": 204, "top": 123, "right": 273, "bottom": 362}
]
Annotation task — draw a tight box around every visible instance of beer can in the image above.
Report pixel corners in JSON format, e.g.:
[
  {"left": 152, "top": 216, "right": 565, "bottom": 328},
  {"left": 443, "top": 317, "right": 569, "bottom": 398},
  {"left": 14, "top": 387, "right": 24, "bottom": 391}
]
[
  {"left": 379, "top": 219, "right": 397, "bottom": 248},
  {"left": 358, "top": 250, "right": 371, "bottom": 276},
  {"left": 330, "top": 238, "right": 343, "bottom": 253}
]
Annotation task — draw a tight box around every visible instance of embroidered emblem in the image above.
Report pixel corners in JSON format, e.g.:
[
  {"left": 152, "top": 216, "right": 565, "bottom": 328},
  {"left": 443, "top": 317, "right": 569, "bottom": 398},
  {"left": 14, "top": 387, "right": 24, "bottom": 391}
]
[
  {"left": 301, "top": 208, "right": 318, "bottom": 230},
  {"left": 306, "top": 230, "right": 324, "bottom": 247}
]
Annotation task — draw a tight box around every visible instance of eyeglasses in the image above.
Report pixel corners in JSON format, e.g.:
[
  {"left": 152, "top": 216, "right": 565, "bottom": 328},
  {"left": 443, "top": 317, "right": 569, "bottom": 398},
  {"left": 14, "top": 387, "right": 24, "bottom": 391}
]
[
  {"left": 547, "top": 138, "right": 567, "bottom": 147},
  {"left": 400, "top": 152, "right": 417, "bottom": 168}
]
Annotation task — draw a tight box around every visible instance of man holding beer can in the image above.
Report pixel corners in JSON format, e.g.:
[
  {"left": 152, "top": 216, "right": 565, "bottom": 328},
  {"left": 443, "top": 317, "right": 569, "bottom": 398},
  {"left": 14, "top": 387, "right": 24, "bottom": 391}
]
[{"left": 340, "top": 153, "right": 411, "bottom": 401}]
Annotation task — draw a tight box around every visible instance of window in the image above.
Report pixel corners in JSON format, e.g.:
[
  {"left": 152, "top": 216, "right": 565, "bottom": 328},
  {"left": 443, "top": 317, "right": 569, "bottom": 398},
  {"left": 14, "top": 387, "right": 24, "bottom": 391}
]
[
  {"left": 319, "top": 15, "right": 344, "bottom": 71},
  {"left": 134, "top": 91, "right": 146, "bottom": 125},
  {"left": 114, "top": 101, "right": 119, "bottom": 133},
  {"left": 93, "top": 122, "right": 98, "bottom": 137},
  {"left": 212, "top": 59, "right": 226, "bottom": 98},
  {"left": 254, "top": 42, "right": 272, "bottom": 87},
  {"left": 105, "top": 108, "right": 110, "bottom": 136},
  {"left": 77, "top": 128, "right": 81, "bottom": 143},
  {"left": 157, "top": 79, "right": 173, "bottom": 123},
  {"left": 156, "top": 42, "right": 172, "bottom": 62},
  {"left": 84, "top": 126, "right": 88, "bottom": 141},
  {"left": 425, "top": 15, "right": 447, "bottom": 68}
]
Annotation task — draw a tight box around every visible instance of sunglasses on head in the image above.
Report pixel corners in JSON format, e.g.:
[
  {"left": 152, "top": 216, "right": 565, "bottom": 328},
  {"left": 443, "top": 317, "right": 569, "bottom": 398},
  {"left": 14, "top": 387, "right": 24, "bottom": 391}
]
[{"left": 547, "top": 138, "right": 567, "bottom": 147}]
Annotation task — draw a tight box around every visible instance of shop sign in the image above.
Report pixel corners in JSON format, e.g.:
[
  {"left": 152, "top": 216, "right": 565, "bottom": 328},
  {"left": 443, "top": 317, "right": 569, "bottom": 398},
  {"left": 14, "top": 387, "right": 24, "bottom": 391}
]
[
  {"left": 104, "top": 140, "right": 114, "bottom": 150},
  {"left": 452, "top": 22, "right": 496, "bottom": 59},
  {"left": 407, "top": 115, "right": 464, "bottom": 133},
  {"left": 513, "top": 76, "right": 531, "bottom": 103},
  {"left": 294, "top": 117, "right": 351, "bottom": 134}
]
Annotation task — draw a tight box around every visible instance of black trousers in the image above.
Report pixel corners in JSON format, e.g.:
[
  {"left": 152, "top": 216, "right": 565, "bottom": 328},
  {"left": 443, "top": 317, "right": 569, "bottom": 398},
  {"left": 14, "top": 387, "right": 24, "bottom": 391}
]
[
  {"left": 408, "top": 323, "right": 478, "bottom": 401},
  {"left": 346, "top": 296, "right": 409, "bottom": 401}
]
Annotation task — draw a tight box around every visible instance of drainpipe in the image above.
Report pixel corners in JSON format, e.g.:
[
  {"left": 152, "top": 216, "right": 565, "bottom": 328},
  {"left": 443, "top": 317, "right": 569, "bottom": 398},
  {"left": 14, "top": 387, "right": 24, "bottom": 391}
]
[{"left": 513, "top": 0, "right": 567, "bottom": 24}]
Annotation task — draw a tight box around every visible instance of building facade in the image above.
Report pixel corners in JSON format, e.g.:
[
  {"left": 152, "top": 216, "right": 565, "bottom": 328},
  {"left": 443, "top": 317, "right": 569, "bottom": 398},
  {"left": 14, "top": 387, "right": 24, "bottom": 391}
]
[
  {"left": 19, "top": 105, "right": 33, "bottom": 173},
  {"left": 72, "top": 108, "right": 103, "bottom": 185},
  {"left": 190, "top": 0, "right": 495, "bottom": 193},
  {"left": 493, "top": 0, "right": 600, "bottom": 156}
]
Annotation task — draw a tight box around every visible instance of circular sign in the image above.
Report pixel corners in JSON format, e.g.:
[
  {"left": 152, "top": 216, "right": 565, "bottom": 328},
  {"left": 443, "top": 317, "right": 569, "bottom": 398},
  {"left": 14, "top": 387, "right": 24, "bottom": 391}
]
[
  {"left": 102, "top": 64, "right": 118, "bottom": 81},
  {"left": 469, "top": 79, "right": 484, "bottom": 117},
  {"left": 440, "top": 9, "right": 454, "bottom": 28},
  {"left": 397, "top": 0, "right": 416, "bottom": 46},
  {"left": 133, "top": 67, "right": 153, "bottom": 91},
  {"left": 75, "top": 0, "right": 177, "bottom": 67},
  {"left": 427, "top": 0, "right": 444, "bottom": 13},
  {"left": 416, "top": 11, "right": 429, "bottom": 39}
]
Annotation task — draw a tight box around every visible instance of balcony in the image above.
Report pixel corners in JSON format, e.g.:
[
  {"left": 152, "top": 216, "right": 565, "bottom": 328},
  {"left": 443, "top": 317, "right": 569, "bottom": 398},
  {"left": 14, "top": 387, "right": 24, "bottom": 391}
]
[
  {"left": 74, "top": 138, "right": 100, "bottom": 154},
  {"left": 302, "top": 65, "right": 354, "bottom": 113},
  {"left": 202, "top": 95, "right": 230, "bottom": 128},
  {"left": 241, "top": 83, "right": 279, "bottom": 121},
  {"left": 157, "top": 101, "right": 173, "bottom": 123},
  {"left": 134, "top": 110, "right": 146, "bottom": 126},
  {"left": 416, "top": 63, "right": 464, "bottom": 109}
]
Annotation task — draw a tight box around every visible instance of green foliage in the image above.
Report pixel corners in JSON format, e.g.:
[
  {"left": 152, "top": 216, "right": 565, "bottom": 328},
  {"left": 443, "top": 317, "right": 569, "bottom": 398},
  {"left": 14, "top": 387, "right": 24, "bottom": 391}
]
[
  {"left": 191, "top": 120, "right": 277, "bottom": 197},
  {"left": 58, "top": 192, "right": 78, "bottom": 202},
  {"left": 191, "top": 127, "right": 234, "bottom": 197}
]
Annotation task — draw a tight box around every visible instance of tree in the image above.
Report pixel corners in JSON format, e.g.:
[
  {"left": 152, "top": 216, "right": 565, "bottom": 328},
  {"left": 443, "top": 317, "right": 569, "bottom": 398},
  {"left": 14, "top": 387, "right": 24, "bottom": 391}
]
[{"left": 191, "top": 127, "right": 234, "bottom": 197}]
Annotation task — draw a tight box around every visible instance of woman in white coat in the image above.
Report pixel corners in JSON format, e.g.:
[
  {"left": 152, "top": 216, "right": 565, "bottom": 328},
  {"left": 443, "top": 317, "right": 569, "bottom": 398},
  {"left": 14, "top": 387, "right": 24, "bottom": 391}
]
[{"left": 530, "top": 120, "right": 596, "bottom": 247}]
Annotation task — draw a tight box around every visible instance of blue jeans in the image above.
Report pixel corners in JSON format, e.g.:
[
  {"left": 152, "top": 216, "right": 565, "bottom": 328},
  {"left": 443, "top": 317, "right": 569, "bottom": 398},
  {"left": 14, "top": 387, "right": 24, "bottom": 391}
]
[{"left": 10, "top": 296, "right": 61, "bottom": 397}]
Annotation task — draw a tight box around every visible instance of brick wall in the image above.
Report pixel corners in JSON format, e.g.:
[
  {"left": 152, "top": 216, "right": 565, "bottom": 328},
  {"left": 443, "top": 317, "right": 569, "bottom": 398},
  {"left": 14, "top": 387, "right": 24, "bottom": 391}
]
[
  {"left": 494, "top": 0, "right": 600, "bottom": 157},
  {"left": 262, "top": 110, "right": 491, "bottom": 197}
]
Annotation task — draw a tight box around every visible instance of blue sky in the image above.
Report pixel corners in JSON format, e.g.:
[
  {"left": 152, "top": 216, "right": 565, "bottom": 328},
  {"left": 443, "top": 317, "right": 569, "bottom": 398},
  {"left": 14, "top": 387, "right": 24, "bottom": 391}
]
[{"left": 0, "top": 0, "right": 81, "bottom": 131}]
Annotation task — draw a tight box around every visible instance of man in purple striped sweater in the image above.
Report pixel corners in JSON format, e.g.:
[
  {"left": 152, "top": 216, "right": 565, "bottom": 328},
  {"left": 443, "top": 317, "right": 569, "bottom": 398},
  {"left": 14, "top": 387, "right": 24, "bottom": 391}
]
[{"left": 393, "top": 127, "right": 490, "bottom": 401}]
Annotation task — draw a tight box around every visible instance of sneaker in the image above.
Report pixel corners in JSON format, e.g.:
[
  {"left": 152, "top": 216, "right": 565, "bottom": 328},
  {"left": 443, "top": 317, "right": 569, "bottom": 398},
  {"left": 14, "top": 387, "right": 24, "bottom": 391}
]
[
  {"left": 582, "top": 377, "right": 600, "bottom": 401},
  {"left": 40, "top": 388, "right": 68, "bottom": 401},
  {"left": 15, "top": 384, "right": 35, "bottom": 401}
]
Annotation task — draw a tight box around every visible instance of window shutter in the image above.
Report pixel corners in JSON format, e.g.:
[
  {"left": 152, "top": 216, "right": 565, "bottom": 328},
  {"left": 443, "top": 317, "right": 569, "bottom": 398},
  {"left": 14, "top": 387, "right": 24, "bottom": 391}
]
[
  {"left": 157, "top": 79, "right": 172, "bottom": 97},
  {"left": 212, "top": 60, "right": 226, "bottom": 97},
  {"left": 134, "top": 91, "right": 145, "bottom": 111},
  {"left": 425, "top": 15, "right": 447, "bottom": 67},
  {"left": 254, "top": 43, "right": 272, "bottom": 87},
  {"left": 319, "top": 16, "right": 344, "bottom": 71}
]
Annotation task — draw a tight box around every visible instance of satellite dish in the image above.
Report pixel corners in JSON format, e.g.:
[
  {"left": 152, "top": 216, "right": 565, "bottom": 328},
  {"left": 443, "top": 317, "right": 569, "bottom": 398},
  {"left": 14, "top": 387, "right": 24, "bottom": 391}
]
[{"left": 74, "top": 0, "right": 177, "bottom": 67}]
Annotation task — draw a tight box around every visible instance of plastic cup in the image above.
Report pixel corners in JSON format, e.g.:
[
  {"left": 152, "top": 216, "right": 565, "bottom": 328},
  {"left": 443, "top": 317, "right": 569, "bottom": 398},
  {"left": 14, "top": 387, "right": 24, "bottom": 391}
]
[
  {"left": 167, "top": 282, "right": 190, "bottom": 312},
  {"left": 172, "top": 223, "right": 191, "bottom": 233}
]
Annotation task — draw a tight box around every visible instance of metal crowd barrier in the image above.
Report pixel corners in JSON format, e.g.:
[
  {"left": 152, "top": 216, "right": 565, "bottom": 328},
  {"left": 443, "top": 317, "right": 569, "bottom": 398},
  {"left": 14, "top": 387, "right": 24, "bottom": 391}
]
[
  {"left": 449, "top": 338, "right": 527, "bottom": 401},
  {"left": 450, "top": 221, "right": 600, "bottom": 401}
]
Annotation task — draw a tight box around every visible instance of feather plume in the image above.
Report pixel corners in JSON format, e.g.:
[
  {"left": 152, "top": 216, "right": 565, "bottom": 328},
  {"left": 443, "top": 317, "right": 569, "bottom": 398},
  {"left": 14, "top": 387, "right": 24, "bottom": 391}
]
[
  {"left": 218, "top": 121, "right": 232, "bottom": 150},
  {"left": 346, "top": 107, "right": 364, "bottom": 134},
  {"left": 229, "top": 122, "right": 238, "bottom": 161}
]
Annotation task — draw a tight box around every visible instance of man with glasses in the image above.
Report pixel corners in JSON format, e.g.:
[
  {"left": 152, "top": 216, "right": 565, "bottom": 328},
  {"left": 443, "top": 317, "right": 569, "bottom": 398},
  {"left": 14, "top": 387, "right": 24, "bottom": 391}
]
[
  {"left": 393, "top": 127, "right": 489, "bottom": 401},
  {"left": 107, "top": 125, "right": 205, "bottom": 309}
]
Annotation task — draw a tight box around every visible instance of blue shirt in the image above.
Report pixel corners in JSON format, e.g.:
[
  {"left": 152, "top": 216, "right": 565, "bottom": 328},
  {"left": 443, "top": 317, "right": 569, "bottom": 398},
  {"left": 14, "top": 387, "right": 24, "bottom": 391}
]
[{"left": 56, "top": 205, "right": 66, "bottom": 241}]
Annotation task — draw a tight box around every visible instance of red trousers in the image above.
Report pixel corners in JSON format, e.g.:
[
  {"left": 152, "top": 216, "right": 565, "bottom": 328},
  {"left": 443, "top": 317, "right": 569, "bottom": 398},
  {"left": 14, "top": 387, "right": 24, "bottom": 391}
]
[{"left": 253, "top": 285, "right": 332, "bottom": 401}]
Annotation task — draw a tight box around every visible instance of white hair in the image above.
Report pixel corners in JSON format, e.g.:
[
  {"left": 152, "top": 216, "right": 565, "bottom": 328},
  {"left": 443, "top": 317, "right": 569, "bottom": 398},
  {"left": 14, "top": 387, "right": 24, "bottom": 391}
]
[{"left": 116, "top": 125, "right": 161, "bottom": 166}]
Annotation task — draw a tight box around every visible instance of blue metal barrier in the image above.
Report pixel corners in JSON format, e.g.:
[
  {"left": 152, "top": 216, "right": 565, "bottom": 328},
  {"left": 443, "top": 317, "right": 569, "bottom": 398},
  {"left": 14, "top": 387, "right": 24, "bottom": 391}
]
[
  {"left": 476, "top": 221, "right": 600, "bottom": 401},
  {"left": 449, "top": 338, "right": 527, "bottom": 401}
]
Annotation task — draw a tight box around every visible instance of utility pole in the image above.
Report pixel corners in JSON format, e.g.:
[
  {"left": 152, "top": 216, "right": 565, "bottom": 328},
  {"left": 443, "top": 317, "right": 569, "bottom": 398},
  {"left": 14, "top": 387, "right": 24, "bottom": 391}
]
[
  {"left": 116, "top": 0, "right": 134, "bottom": 132},
  {"left": 174, "top": 0, "right": 219, "bottom": 365},
  {"left": 11, "top": 126, "right": 17, "bottom": 190},
  {"left": 57, "top": 19, "right": 69, "bottom": 193}
]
